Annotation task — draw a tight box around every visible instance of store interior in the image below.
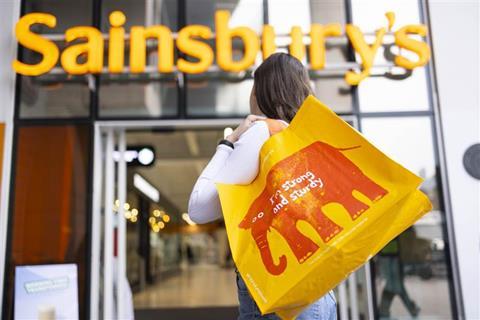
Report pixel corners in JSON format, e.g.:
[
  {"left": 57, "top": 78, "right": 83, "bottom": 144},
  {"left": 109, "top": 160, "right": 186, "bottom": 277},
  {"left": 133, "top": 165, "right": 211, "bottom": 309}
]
[{"left": 120, "top": 128, "right": 239, "bottom": 318}]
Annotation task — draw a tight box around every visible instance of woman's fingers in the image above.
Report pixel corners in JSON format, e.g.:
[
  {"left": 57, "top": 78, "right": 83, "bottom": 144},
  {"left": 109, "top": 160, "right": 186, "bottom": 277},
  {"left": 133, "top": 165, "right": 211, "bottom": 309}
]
[
  {"left": 246, "top": 114, "right": 266, "bottom": 122},
  {"left": 226, "top": 114, "right": 267, "bottom": 143},
  {"left": 242, "top": 114, "right": 267, "bottom": 131},
  {"left": 245, "top": 114, "right": 267, "bottom": 126}
]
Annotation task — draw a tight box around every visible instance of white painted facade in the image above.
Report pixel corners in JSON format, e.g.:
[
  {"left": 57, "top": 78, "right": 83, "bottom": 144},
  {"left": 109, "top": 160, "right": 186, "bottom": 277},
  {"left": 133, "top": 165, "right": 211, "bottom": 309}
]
[
  {"left": 429, "top": 1, "right": 480, "bottom": 318},
  {"left": 0, "top": 0, "right": 21, "bottom": 311}
]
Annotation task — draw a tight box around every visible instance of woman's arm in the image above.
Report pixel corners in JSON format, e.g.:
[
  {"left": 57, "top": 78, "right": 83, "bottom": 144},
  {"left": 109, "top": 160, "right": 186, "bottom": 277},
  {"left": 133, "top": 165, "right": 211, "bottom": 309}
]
[{"left": 187, "top": 121, "right": 270, "bottom": 224}]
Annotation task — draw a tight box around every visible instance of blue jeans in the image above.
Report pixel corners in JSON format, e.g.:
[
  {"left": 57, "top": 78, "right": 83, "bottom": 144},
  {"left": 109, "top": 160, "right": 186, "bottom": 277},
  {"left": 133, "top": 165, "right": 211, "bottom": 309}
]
[{"left": 235, "top": 269, "right": 337, "bottom": 320}]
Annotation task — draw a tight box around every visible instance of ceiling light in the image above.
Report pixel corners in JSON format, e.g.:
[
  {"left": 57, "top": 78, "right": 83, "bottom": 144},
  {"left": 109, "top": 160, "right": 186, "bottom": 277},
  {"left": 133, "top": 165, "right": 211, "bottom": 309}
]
[
  {"left": 138, "top": 148, "right": 155, "bottom": 166},
  {"left": 133, "top": 174, "right": 160, "bottom": 202}
]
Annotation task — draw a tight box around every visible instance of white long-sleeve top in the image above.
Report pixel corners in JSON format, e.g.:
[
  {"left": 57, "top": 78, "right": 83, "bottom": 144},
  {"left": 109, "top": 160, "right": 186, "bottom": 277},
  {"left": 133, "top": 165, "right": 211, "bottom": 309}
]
[{"left": 188, "top": 120, "right": 288, "bottom": 224}]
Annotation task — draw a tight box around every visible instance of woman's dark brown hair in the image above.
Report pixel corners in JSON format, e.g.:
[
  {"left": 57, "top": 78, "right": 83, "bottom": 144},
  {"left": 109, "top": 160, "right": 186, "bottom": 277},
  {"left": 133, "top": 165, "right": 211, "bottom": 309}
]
[{"left": 253, "top": 52, "right": 313, "bottom": 122}]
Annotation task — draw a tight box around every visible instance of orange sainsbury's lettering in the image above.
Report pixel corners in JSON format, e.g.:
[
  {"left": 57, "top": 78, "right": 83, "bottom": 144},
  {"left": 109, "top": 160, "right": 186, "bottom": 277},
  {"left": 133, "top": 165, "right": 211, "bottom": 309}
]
[
  {"left": 108, "top": 11, "right": 126, "bottom": 73},
  {"left": 215, "top": 10, "right": 259, "bottom": 72},
  {"left": 177, "top": 25, "right": 214, "bottom": 74},
  {"left": 12, "top": 11, "right": 431, "bottom": 85},
  {"left": 12, "top": 13, "right": 59, "bottom": 76},
  {"left": 61, "top": 26, "right": 104, "bottom": 75}
]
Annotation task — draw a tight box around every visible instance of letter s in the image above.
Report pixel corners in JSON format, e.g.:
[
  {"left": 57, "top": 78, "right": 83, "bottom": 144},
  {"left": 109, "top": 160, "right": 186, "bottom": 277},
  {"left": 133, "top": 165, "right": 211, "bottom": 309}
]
[
  {"left": 394, "top": 24, "right": 431, "bottom": 69},
  {"left": 177, "top": 25, "right": 214, "bottom": 74},
  {"left": 12, "top": 13, "right": 59, "bottom": 76}
]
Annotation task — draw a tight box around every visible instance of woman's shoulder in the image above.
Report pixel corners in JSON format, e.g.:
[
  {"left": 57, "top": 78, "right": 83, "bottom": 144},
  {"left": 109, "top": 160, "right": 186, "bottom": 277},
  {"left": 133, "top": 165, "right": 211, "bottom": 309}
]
[
  {"left": 239, "top": 119, "right": 269, "bottom": 139},
  {"left": 237, "top": 118, "right": 289, "bottom": 144},
  {"left": 232, "top": 120, "right": 269, "bottom": 148},
  {"left": 261, "top": 119, "right": 289, "bottom": 136}
]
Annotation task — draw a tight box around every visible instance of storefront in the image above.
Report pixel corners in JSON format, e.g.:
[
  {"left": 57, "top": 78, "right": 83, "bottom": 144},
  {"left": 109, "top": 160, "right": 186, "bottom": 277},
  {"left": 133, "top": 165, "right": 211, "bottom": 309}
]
[{"left": 0, "top": 0, "right": 477, "bottom": 319}]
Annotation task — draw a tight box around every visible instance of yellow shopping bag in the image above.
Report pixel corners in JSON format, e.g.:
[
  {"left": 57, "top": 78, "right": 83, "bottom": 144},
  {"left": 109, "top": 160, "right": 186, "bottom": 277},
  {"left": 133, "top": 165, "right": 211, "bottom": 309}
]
[{"left": 216, "top": 95, "right": 432, "bottom": 319}]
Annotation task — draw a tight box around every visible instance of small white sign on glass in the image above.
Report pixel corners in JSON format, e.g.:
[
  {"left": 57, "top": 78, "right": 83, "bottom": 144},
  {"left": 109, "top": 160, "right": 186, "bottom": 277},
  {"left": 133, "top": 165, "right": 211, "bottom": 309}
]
[{"left": 14, "top": 263, "right": 79, "bottom": 320}]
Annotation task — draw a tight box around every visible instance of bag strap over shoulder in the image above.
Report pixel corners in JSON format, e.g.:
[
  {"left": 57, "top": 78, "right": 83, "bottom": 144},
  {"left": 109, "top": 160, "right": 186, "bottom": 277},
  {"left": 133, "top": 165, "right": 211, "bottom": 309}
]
[{"left": 261, "top": 119, "right": 288, "bottom": 136}]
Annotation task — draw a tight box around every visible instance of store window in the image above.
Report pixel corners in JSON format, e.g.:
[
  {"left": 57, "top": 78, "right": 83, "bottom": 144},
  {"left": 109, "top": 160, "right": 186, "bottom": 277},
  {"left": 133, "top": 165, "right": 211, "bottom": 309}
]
[
  {"left": 101, "top": 0, "right": 177, "bottom": 30},
  {"left": 18, "top": 0, "right": 92, "bottom": 118},
  {"left": 99, "top": 0, "right": 179, "bottom": 118},
  {"left": 361, "top": 117, "right": 453, "bottom": 319},
  {"left": 309, "top": 0, "right": 352, "bottom": 114},
  {"left": 24, "top": 0, "right": 92, "bottom": 31},
  {"left": 351, "top": 0, "right": 429, "bottom": 112},
  {"left": 356, "top": 67, "right": 430, "bottom": 112},
  {"left": 354, "top": 31, "right": 430, "bottom": 113},
  {"left": 351, "top": 0, "right": 421, "bottom": 31},
  {"left": 185, "top": 0, "right": 263, "bottom": 117},
  {"left": 267, "top": 0, "right": 353, "bottom": 113},
  {"left": 4, "top": 125, "right": 91, "bottom": 319},
  {"left": 312, "top": 77, "right": 353, "bottom": 114},
  {"left": 99, "top": 77, "right": 178, "bottom": 117},
  {"left": 186, "top": 0, "right": 354, "bottom": 116},
  {"left": 187, "top": 0, "right": 263, "bottom": 32},
  {"left": 187, "top": 76, "right": 253, "bottom": 116},
  {"left": 268, "top": 0, "right": 310, "bottom": 35},
  {"left": 19, "top": 77, "right": 91, "bottom": 118}
]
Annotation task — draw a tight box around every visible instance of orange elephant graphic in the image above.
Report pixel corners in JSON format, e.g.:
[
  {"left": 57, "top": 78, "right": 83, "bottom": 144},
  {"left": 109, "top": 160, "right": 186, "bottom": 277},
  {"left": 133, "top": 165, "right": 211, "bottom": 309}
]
[{"left": 239, "top": 141, "right": 388, "bottom": 275}]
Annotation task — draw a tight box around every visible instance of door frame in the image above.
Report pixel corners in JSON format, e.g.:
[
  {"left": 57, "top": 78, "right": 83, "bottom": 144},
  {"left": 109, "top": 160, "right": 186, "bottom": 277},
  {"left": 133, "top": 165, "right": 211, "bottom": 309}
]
[{"left": 90, "top": 119, "right": 243, "bottom": 320}]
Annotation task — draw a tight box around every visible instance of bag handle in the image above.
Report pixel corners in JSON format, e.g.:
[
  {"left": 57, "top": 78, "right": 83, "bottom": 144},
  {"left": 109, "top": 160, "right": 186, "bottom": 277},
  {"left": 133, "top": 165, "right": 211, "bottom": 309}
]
[{"left": 261, "top": 118, "right": 288, "bottom": 136}]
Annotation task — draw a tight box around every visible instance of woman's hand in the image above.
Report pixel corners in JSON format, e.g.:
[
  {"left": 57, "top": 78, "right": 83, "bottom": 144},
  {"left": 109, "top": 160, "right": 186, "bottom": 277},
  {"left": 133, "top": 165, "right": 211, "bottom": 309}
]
[{"left": 226, "top": 114, "right": 266, "bottom": 143}]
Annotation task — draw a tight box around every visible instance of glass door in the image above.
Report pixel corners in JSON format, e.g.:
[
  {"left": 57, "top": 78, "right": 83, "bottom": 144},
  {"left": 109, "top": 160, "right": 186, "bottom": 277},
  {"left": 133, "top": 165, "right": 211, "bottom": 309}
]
[{"left": 90, "top": 118, "right": 376, "bottom": 320}]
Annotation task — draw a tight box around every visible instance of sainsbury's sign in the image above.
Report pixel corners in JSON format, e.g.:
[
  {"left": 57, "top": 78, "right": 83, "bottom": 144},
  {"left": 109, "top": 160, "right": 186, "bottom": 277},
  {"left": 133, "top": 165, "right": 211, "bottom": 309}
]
[{"left": 12, "top": 10, "right": 430, "bottom": 85}]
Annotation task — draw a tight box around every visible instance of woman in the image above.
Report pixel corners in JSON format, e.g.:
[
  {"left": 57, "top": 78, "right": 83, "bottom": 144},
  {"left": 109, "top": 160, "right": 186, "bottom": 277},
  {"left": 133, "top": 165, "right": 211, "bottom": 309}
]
[{"left": 188, "top": 52, "right": 337, "bottom": 320}]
